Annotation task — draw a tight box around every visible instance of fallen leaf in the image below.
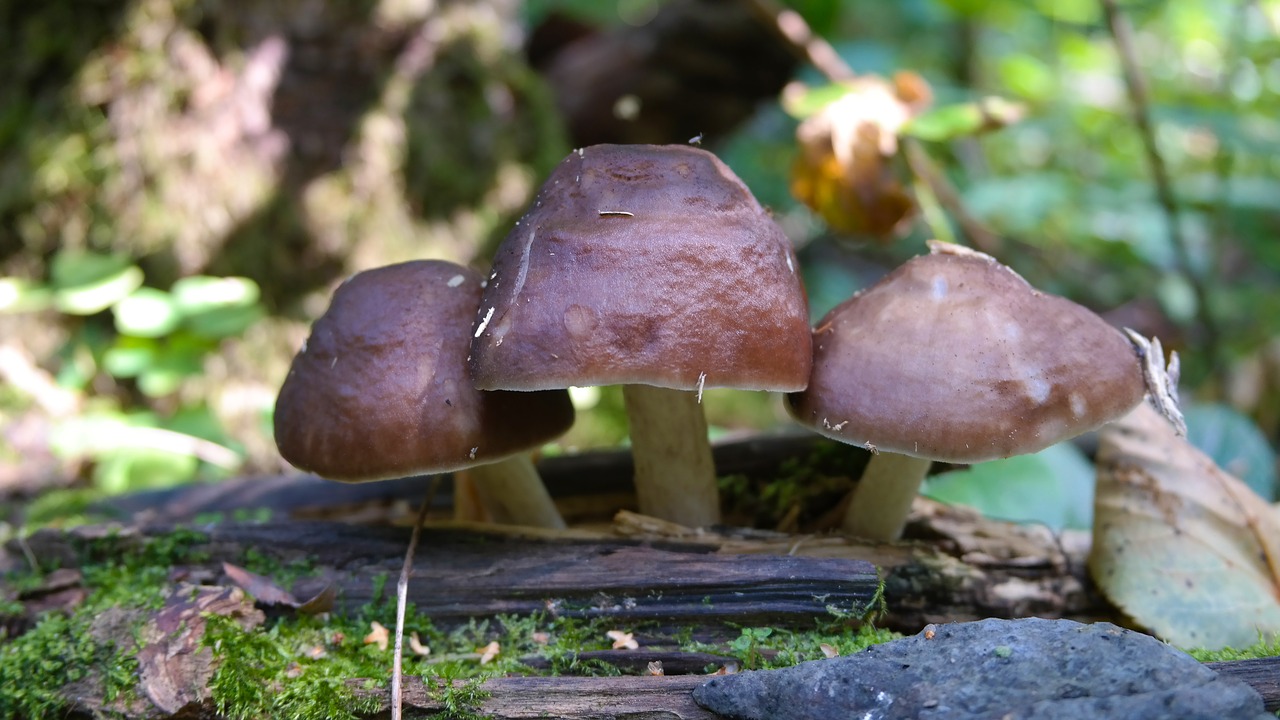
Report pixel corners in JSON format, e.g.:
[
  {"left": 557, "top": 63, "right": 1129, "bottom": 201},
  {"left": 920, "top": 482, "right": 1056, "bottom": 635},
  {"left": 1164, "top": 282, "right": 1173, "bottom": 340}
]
[
  {"left": 136, "top": 585, "right": 264, "bottom": 714},
  {"left": 477, "top": 641, "right": 500, "bottom": 665},
  {"left": 819, "top": 643, "right": 839, "bottom": 658},
  {"left": 1090, "top": 402, "right": 1280, "bottom": 649},
  {"left": 606, "top": 629, "right": 639, "bottom": 650},
  {"left": 647, "top": 660, "right": 665, "bottom": 676},
  {"left": 221, "top": 561, "right": 335, "bottom": 615},
  {"left": 364, "top": 621, "right": 389, "bottom": 651},
  {"left": 409, "top": 632, "right": 431, "bottom": 656}
]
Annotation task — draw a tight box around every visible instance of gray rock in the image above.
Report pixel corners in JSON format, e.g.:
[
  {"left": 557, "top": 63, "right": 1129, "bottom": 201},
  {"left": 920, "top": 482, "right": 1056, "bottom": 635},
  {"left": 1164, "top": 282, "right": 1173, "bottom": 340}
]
[{"left": 693, "top": 618, "right": 1269, "bottom": 720}]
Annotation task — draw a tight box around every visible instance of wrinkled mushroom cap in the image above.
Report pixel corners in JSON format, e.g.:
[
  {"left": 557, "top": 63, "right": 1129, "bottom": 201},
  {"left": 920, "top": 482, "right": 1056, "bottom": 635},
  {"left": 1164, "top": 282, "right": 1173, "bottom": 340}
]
[
  {"left": 787, "top": 242, "right": 1145, "bottom": 463},
  {"left": 274, "top": 261, "right": 574, "bottom": 481},
  {"left": 470, "top": 144, "right": 811, "bottom": 392}
]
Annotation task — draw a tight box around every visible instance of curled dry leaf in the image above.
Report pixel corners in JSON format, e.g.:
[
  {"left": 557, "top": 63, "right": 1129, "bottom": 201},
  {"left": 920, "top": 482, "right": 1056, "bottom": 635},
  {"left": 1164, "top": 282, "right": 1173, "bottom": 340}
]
[
  {"left": 1090, "top": 401, "right": 1280, "bottom": 649},
  {"left": 819, "top": 643, "right": 839, "bottom": 658},
  {"left": 647, "top": 660, "right": 665, "bottom": 676},
  {"left": 364, "top": 621, "right": 389, "bottom": 651},
  {"left": 478, "top": 641, "right": 501, "bottom": 665},
  {"left": 607, "top": 630, "right": 639, "bottom": 650},
  {"left": 789, "top": 72, "right": 931, "bottom": 240},
  {"left": 409, "top": 632, "right": 431, "bottom": 657},
  {"left": 221, "top": 561, "right": 335, "bottom": 615}
]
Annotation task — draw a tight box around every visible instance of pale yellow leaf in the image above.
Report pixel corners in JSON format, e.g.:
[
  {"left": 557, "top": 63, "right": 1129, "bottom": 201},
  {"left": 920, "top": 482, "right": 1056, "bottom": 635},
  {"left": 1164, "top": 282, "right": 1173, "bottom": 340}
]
[{"left": 1090, "top": 402, "right": 1280, "bottom": 649}]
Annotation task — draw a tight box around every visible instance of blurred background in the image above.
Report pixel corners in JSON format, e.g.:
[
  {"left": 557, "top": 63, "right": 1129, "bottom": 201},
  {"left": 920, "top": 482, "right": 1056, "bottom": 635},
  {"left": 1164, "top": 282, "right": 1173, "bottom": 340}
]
[{"left": 1, "top": 0, "right": 1277, "bottom": 531}]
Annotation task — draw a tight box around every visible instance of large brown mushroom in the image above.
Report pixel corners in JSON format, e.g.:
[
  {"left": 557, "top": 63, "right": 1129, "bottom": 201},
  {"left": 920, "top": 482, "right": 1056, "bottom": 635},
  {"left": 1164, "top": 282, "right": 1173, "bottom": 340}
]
[
  {"left": 274, "top": 260, "right": 574, "bottom": 527},
  {"left": 787, "top": 242, "right": 1149, "bottom": 541},
  {"left": 470, "top": 144, "right": 811, "bottom": 527}
]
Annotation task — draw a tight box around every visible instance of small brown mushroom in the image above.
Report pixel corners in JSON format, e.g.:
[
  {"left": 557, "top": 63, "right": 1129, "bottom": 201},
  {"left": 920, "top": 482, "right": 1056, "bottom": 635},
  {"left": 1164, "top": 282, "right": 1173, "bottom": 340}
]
[
  {"left": 274, "top": 260, "right": 573, "bottom": 528},
  {"left": 787, "top": 241, "right": 1148, "bottom": 541},
  {"left": 470, "top": 144, "right": 811, "bottom": 527}
]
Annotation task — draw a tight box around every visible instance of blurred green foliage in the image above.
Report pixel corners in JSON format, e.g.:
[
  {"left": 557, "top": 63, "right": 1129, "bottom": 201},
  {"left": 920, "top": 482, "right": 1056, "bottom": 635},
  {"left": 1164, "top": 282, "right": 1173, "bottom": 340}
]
[{"left": 2, "top": 250, "right": 258, "bottom": 501}]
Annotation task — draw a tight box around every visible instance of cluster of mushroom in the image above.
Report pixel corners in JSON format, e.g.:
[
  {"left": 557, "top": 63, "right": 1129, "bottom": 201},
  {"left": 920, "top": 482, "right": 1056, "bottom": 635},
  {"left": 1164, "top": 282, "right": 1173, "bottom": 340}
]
[{"left": 275, "top": 143, "right": 1173, "bottom": 541}]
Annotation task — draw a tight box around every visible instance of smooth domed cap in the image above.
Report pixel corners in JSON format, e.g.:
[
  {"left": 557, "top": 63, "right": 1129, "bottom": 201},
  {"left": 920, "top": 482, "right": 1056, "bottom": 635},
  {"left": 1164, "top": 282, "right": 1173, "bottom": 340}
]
[
  {"left": 274, "top": 261, "right": 574, "bottom": 482},
  {"left": 787, "top": 242, "right": 1145, "bottom": 463},
  {"left": 470, "top": 143, "right": 812, "bottom": 392}
]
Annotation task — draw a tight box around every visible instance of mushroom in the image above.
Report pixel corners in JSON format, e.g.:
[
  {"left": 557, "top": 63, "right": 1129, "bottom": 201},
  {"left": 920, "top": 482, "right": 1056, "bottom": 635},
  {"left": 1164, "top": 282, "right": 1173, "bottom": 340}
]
[
  {"left": 274, "top": 260, "right": 574, "bottom": 528},
  {"left": 469, "top": 144, "right": 812, "bottom": 527},
  {"left": 787, "top": 241, "right": 1148, "bottom": 541}
]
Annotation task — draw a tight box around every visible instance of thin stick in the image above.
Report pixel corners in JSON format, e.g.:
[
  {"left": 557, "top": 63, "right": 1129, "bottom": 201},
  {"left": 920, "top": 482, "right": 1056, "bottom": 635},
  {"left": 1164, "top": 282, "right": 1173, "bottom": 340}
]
[
  {"left": 392, "top": 475, "right": 441, "bottom": 720},
  {"left": 1099, "top": 0, "right": 1221, "bottom": 372},
  {"left": 744, "top": 0, "right": 856, "bottom": 82}
]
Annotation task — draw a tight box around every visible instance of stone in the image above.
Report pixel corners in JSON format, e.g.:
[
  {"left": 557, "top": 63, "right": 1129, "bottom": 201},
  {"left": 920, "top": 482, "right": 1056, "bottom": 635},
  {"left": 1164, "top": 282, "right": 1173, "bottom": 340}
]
[{"left": 693, "top": 617, "right": 1270, "bottom": 720}]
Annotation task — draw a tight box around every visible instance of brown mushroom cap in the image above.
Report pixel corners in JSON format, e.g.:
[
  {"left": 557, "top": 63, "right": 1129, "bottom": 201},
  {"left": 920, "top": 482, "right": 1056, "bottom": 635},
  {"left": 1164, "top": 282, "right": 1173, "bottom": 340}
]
[
  {"left": 274, "top": 260, "right": 574, "bottom": 481},
  {"left": 786, "top": 242, "right": 1145, "bottom": 463},
  {"left": 470, "top": 143, "right": 811, "bottom": 392}
]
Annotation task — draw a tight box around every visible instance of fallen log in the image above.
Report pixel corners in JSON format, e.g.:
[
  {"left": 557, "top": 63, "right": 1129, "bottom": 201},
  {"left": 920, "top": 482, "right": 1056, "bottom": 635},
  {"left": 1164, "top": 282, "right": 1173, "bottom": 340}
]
[{"left": 12, "top": 520, "right": 881, "bottom": 626}]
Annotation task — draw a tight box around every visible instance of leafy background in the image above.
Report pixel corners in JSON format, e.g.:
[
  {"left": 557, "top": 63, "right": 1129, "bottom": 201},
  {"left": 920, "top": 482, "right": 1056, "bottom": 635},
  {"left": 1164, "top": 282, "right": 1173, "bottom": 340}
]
[{"left": 1, "top": 0, "right": 1277, "bottom": 533}]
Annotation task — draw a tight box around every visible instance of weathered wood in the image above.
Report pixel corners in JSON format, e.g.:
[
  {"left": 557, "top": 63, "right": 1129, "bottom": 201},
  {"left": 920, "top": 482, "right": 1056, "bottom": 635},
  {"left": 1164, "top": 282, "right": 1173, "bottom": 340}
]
[
  {"left": 91, "top": 433, "right": 845, "bottom": 524},
  {"left": 392, "top": 675, "right": 717, "bottom": 720},
  {"left": 1210, "top": 656, "right": 1280, "bottom": 712},
  {"left": 13, "top": 521, "right": 880, "bottom": 626}
]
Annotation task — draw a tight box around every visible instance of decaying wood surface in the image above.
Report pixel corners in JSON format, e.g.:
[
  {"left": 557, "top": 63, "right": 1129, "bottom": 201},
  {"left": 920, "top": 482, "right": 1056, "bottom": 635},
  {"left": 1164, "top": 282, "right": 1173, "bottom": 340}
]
[
  {"left": 391, "top": 675, "right": 716, "bottom": 720},
  {"left": 14, "top": 520, "right": 880, "bottom": 627},
  {"left": 1210, "top": 657, "right": 1280, "bottom": 712}
]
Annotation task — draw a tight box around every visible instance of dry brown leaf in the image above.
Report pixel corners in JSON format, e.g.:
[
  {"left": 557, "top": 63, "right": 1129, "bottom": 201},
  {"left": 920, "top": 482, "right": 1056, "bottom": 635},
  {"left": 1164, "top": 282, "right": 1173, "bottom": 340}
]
[
  {"left": 819, "top": 643, "right": 839, "bottom": 658},
  {"left": 364, "top": 621, "right": 389, "bottom": 651},
  {"left": 1090, "top": 401, "right": 1280, "bottom": 649},
  {"left": 477, "top": 641, "right": 500, "bottom": 664},
  {"left": 606, "top": 630, "right": 639, "bottom": 650},
  {"left": 221, "top": 561, "right": 335, "bottom": 615},
  {"left": 136, "top": 585, "right": 265, "bottom": 714},
  {"left": 647, "top": 660, "right": 665, "bottom": 676},
  {"left": 789, "top": 73, "right": 931, "bottom": 240},
  {"left": 409, "top": 632, "right": 431, "bottom": 656}
]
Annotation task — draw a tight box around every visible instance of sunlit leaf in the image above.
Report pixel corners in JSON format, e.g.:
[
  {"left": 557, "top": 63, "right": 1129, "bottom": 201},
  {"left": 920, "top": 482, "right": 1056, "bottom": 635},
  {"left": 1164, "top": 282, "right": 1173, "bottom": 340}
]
[
  {"left": 114, "top": 287, "right": 180, "bottom": 337},
  {"left": 102, "top": 337, "right": 158, "bottom": 378},
  {"left": 789, "top": 73, "right": 930, "bottom": 239},
  {"left": 1090, "top": 402, "right": 1280, "bottom": 650},
  {"left": 923, "top": 442, "right": 1094, "bottom": 531},
  {"left": 0, "top": 277, "right": 53, "bottom": 313},
  {"left": 170, "top": 275, "right": 260, "bottom": 313},
  {"left": 53, "top": 263, "right": 144, "bottom": 316},
  {"left": 902, "top": 97, "right": 1026, "bottom": 142}
]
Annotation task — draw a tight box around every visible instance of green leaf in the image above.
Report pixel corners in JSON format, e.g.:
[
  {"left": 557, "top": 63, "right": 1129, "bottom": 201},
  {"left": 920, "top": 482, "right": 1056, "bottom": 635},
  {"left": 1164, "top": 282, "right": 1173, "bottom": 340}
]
[
  {"left": 902, "top": 97, "right": 1025, "bottom": 142},
  {"left": 780, "top": 82, "right": 856, "bottom": 120},
  {"left": 53, "top": 264, "right": 144, "bottom": 316},
  {"left": 922, "top": 442, "right": 1094, "bottom": 530},
  {"left": 1184, "top": 403, "right": 1277, "bottom": 501},
  {"left": 113, "top": 287, "right": 180, "bottom": 337},
  {"left": 0, "top": 277, "right": 53, "bottom": 313},
  {"left": 101, "top": 337, "right": 158, "bottom": 378},
  {"left": 183, "top": 303, "right": 264, "bottom": 339},
  {"left": 170, "top": 276, "right": 260, "bottom": 314},
  {"left": 94, "top": 447, "right": 199, "bottom": 494}
]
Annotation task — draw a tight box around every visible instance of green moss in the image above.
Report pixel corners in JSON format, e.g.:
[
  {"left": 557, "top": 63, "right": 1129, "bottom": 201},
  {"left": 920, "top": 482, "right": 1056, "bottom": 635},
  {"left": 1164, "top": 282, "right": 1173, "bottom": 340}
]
[
  {"left": 0, "top": 525, "right": 904, "bottom": 719},
  {"left": 1185, "top": 637, "right": 1280, "bottom": 662}
]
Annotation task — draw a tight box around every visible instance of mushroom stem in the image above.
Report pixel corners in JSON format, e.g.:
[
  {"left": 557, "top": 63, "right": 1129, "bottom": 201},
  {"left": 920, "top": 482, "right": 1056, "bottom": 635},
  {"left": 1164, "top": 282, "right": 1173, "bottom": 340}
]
[
  {"left": 841, "top": 453, "right": 933, "bottom": 540},
  {"left": 622, "top": 384, "right": 721, "bottom": 527},
  {"left": 468, "top": 455, "right": 567, "bottom": 529}
]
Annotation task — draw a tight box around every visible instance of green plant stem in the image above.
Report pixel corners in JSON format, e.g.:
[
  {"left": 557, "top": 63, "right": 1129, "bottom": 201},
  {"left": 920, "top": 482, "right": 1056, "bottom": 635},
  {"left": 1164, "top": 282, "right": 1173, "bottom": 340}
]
[{"left": 1100, "top": 0, "right": 1222, "bottom": 377}]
